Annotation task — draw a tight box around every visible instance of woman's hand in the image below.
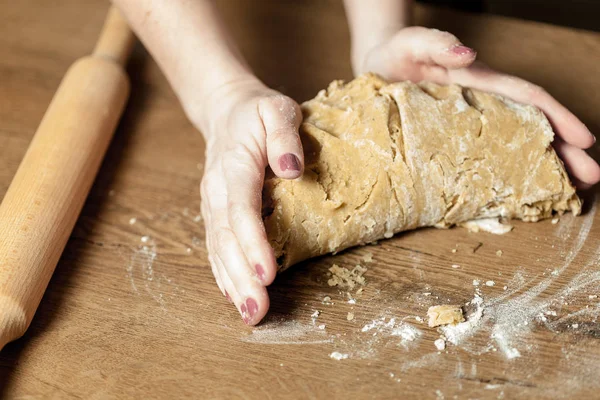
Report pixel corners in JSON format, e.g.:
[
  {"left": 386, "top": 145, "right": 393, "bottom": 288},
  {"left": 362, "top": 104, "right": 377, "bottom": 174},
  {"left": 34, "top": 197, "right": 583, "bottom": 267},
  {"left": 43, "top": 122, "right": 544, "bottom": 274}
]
[
  {"left": 196, "top": 78, "right": 304, "bottom": 325},
  {"left": 355, "top": 26, "right": 600, "bottom": 188}
]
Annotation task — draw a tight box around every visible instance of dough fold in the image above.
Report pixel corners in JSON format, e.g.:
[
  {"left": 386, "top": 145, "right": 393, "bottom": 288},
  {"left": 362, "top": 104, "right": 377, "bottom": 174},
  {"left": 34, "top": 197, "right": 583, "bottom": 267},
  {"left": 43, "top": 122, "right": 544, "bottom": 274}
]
[{"left": 263, "top": 74, "right": 581, "bottom": 270}]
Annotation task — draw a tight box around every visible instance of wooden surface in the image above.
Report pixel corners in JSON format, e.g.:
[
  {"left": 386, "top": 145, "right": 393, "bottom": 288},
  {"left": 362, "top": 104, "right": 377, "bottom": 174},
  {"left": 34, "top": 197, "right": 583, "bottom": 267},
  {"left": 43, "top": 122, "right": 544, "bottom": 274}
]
[{"left": 1, "top": 1, "right": 599, "bottom": 398}]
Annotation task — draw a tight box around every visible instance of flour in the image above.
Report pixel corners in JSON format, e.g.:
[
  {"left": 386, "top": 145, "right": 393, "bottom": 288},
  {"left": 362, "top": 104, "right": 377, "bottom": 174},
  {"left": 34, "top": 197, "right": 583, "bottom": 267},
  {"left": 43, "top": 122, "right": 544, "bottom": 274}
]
[
  {"left": 330, "top": 351, "right": 349, "bottom": 360},
  {"left": 242, "top": 320, "right": 332, "bottom": 345},
  {"left": 361, "top": 317, "right": 422, "bottom": 348}
]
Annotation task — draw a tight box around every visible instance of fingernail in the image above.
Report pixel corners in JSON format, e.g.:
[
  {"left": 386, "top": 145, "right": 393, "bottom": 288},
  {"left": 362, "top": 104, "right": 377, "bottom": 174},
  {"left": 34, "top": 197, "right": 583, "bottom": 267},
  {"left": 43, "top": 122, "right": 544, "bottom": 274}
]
[
  {"left": 450, "top": 45, "right": 475, "bottom": 56},
  {"left": 225, "top": 290, "right": 232, "bottom": 303},
  {"left": 279, "top": 153, "right": 300, "bottom": 172},
  {"left": 246, "top": 298, "right": 259, "bottom": 320},
  {"left": 255, "top": 264, "right": 266, "bottom": 281}
]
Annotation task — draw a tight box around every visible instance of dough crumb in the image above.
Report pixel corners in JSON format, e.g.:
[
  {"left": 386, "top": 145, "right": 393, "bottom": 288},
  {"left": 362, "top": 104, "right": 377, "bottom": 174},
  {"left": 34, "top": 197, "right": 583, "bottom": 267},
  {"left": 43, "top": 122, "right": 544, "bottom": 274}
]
[
  {"left": 461, "top": 218, "right": 513, "bottom": 235},
  {"left": 330, "top": 352, "right": 349, "bottom": 360},
  {"left": 485, "top": 280, "right": 495, "bottom": 287},
  {"left": 589, "top": 295, "right": 598, "bottom": 300},
  {"left": 322, "top": 296, "right": 332, "bottom": 304},
  {"left": 194, "top": 215, "right": 202, "bottom": 222},
  {"left": 141, "top": 235, "right": 150, "bottom": 243},
  {"left": 327, "top": 264, "right": 367, "bottom": 289},
  {"left": 451, "top": 264, "right": 460, "bottom": 269},
  {"left": 473, "top": 280, "right": 480, "bottom": 286},
  {"left": 362, "top": 252, "right": 373, "bottom": 263},
  {"left": 186, "top": 247, "right": 192, "bottom": 254},
  {"left": 551, "top": 217, "right": 560, "bottom": 224},
  {"left": 496, "top": 250, "right": 503, "bottom": 257},
  {"left": 347, "top": 312, "right": 355, "bottom": 321},
  {"left": 129, "top": 217, "right": 137, "bottom": 225},
  {"left": 451, "top": 248, "right": 458, "bottom": 253},
  {"left": 434, "top": 338, "right": 446, "bottom": 351},
  {"left": 427, "top": 305, "right": 465, "bottom": 327}
]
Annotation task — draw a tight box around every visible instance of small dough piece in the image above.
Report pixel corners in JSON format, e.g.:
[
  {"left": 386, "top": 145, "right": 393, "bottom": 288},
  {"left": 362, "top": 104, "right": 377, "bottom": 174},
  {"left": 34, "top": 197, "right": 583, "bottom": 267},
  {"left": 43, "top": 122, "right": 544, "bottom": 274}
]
[
  {"left": 263, "top": 74, "right": 581, "bottom": 270},
  {"left": 427, "top": 305, "right": 465, "bottom": 327},
  {"left": 327, "top": 264, "right": 367, "bottom": 289}
]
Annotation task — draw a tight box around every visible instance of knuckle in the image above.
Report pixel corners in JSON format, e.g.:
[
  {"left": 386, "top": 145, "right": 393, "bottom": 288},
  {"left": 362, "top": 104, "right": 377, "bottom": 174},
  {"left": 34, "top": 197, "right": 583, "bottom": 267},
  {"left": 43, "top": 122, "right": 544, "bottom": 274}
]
[
  {"left": 529, "top": 84, "right": 547, "bottom": 98},
  {"left": 222, "top": 147, "right": 260, "bottom": 178}
]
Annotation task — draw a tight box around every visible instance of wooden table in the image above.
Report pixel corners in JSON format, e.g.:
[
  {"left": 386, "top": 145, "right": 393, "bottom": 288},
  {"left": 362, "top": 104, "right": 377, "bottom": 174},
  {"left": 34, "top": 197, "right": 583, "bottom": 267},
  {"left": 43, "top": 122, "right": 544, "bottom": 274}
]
[{"left": 1, "top": 1, "right": 599, "bottom": 398}]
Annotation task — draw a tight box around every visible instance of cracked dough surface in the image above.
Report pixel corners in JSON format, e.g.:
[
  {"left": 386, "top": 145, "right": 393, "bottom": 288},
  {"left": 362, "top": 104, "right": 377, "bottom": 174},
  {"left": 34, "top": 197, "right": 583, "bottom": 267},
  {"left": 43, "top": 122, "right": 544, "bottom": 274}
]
[{"left": 263, "top": 74, "right": 581, "bottom": 270}]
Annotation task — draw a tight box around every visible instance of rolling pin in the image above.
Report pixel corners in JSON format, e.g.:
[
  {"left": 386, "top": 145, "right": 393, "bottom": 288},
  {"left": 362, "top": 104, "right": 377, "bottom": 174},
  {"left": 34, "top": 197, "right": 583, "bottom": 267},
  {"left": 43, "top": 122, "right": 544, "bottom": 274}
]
[{"left": 0, "top": 6, "right": 135, "bottom": 350}]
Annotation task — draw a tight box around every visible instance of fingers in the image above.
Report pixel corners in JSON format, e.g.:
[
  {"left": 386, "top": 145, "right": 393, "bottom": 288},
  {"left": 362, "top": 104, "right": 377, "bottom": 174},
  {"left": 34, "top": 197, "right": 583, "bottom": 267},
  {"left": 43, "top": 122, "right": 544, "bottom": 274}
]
[
  {"left": 202, "top": 173, "right": 270, "bottom": 325},
  {"left": 447, "top": 63, "right": 596, "bottom": 149},
  {"left": 553, "top": 139, "right": 600, "bottom": 187},
  {"left": 387, "top": 26, "right": 477, "bottom": 70},
  {"left": 258, "top": 94, "right": 305, "bottom": 179},
  {"left": 222, "top": 148, "right": 279, "bottom": 286},
  {"left": 213, "top": 224, "right": 270, "bottom": 325}
]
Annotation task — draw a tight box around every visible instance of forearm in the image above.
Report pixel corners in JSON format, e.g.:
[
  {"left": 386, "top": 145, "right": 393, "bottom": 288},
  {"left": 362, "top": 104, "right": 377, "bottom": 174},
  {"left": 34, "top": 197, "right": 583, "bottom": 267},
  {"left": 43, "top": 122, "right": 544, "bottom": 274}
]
[
  {"left": 343, "top": 0, "right": 413, "bottom": 74},
  {"left": 112, "top": 0, "right": 261, "bottom": 134}
]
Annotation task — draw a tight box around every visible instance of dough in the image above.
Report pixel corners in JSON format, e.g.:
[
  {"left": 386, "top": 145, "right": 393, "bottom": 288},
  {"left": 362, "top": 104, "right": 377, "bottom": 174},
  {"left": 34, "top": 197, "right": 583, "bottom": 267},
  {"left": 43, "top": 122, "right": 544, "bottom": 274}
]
[
  {"left": 263, "top": 74, "right": 581, "bottom": 270},
  {"left": 427, "top": 305, "right": 465, "bottom": 327}
]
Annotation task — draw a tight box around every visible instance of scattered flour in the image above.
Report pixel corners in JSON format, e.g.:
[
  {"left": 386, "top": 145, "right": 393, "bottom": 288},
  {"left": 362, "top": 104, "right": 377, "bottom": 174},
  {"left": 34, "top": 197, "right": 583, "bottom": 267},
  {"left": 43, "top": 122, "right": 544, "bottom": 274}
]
[
  {"left": 361, "top": 317, "right": 422, "bottom": 348},
  {"left": 330, "top": 352, "right": 349, "bottom": 360},
  {"left": 243, "top": 321, "right": 332, "bottom": 345}
]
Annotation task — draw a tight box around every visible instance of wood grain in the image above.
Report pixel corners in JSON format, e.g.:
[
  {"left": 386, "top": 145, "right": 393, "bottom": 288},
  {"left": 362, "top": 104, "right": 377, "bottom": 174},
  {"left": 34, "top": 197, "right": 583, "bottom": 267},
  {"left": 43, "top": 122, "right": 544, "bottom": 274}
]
[{"left": 0, "top": 1, "right": 599, "bottom": 399}]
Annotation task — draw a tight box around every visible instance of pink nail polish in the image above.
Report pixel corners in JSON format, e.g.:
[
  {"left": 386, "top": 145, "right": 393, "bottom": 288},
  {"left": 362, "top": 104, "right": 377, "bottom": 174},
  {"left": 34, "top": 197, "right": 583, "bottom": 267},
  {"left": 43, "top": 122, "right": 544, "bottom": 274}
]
[
  {"left": 255, "top": 264, "right": 266, "bottom": 281},
  {"left": 225, "top": 290, "right": 232, "bottom": 303},
  {"left": 246, "top": 298, "right": 259, "bottom": 319},
  {"left": 450, "top": 45, "right": 475, "bottom": 56},
  {"left": 279, "top": 153, "right": 300, "bottom": 172}
]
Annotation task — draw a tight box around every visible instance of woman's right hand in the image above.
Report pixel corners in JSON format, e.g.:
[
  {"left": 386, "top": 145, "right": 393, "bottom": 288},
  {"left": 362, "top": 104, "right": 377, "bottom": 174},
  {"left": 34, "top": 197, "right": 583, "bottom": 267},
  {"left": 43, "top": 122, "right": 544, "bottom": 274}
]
[{"left": 194, "top": 77, "right": 304, "bottom": 325}]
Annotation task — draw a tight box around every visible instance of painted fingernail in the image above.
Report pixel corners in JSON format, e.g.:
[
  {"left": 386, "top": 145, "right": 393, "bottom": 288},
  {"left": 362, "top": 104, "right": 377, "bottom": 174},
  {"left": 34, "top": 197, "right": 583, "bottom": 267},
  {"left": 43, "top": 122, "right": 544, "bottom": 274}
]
[
  {"left": 279, "top": 153, "right": 300, "bottom": 172},
  {"left": 225, "top": 290, "right": 232, "bottom": 303},
  {"left": 450, "top": 45, "right": 475, "bottom": 56},
  {"left": 246, "top": 298, "right": 259, "bottom": 320},
  {"left": 255, "top": 264, "right": 266, "bottom": 281}
]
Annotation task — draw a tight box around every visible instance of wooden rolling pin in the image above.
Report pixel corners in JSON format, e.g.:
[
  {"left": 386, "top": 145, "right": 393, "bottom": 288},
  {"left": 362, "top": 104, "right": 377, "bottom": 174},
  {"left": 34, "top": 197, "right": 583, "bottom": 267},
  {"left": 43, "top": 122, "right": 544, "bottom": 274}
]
[{"left": 0, "top": 6, "right": 135, "bottom": 350}]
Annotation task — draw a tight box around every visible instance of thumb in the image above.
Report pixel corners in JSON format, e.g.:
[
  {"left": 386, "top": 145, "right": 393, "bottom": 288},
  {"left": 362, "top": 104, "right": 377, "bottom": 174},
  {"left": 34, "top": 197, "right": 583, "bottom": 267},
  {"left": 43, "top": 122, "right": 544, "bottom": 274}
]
[
  {"left": 389, "top": 26, "right": 477, "bottom": 69},
  {"left": 258, "top": 94, "right": 305, "bottom": 179}
]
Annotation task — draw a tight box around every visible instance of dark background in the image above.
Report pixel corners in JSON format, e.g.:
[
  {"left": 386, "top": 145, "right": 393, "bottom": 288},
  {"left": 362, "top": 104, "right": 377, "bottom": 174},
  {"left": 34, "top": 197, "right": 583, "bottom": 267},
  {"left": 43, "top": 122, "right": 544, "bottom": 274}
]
[{"left": 420, "top": 0, "right": 600, "bottom": 31}]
